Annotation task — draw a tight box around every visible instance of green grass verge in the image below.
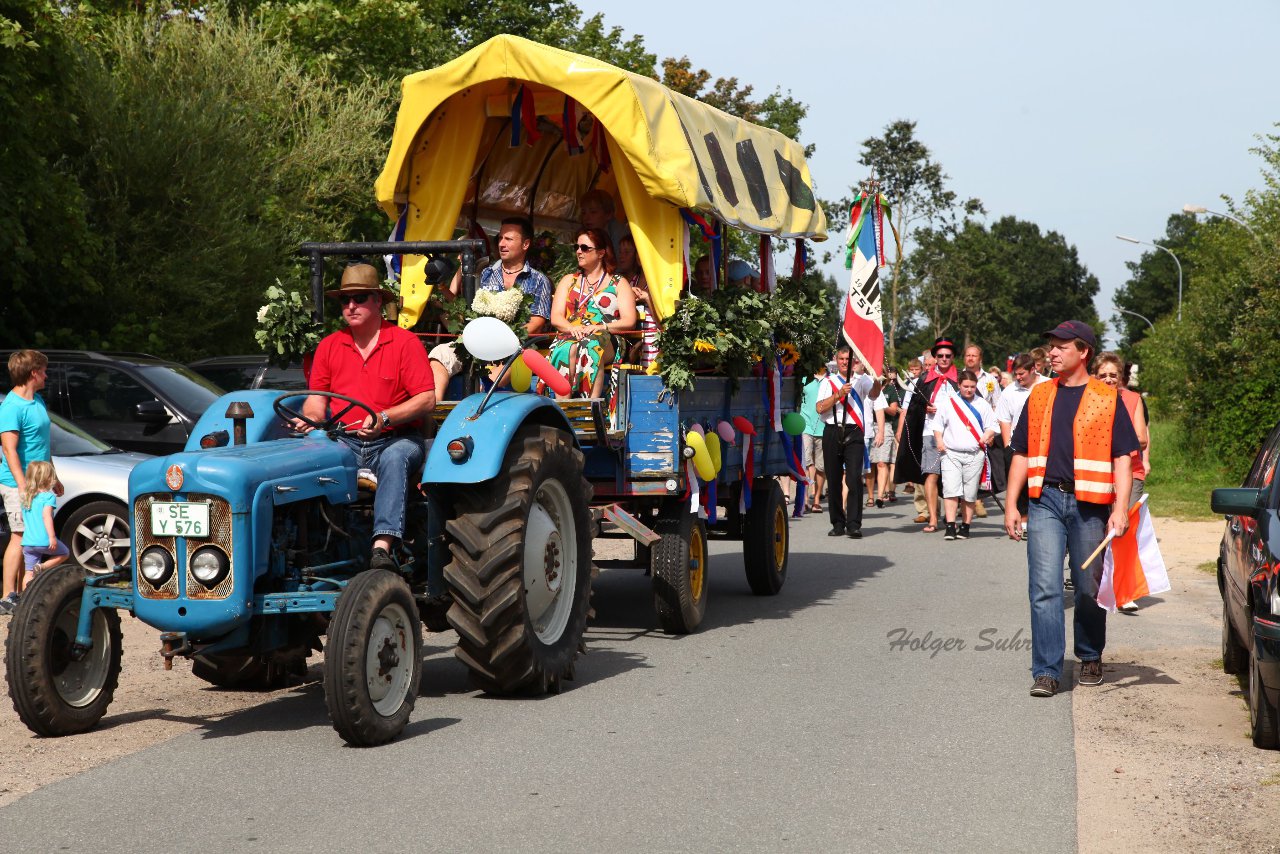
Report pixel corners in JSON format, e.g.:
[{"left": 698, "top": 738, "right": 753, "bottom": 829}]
[{"left": 1143, "top": 420, "right": 1236, "bottom": 521}]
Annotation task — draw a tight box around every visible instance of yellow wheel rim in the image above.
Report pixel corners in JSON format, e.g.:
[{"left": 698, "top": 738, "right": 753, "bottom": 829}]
[
  {"left": 689, "top": 524, "right": 706, "bottom": 601},
  {"left": 772, "top": 504, "right": 787, "bottom": 571}
]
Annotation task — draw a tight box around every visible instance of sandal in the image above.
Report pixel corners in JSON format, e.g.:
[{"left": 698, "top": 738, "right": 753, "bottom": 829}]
[
  {"left": 810, "top": 503, "right": 823, "bottom": 513},
  {"left": 922, "top": 524, "right": 937, "bottom": 533},
  {"left": 865, "top": 498, "right": 876, "bottom": 508}
]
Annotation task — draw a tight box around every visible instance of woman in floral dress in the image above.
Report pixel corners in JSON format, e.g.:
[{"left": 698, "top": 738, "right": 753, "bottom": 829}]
[{"left": 547, "top": 227, "right": 637, "bottom": 398}]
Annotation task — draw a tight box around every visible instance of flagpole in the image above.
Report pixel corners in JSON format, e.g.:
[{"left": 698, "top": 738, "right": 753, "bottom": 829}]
[{"left": 1081, "top": 493, "right": 1149, "bottom": 571}]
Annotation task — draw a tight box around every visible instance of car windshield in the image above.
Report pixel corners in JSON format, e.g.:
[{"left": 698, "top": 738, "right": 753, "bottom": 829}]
[
  {"left": 49, "top": 411, "right": 117, "bottom": 456},
  {"left": 136, "top": 364, "right": 223, "bottom": 418}
]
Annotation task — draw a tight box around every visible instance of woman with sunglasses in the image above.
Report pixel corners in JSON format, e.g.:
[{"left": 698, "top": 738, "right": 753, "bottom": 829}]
[{"left": 545, "top": 227, "right": 637, "bottom": 398}]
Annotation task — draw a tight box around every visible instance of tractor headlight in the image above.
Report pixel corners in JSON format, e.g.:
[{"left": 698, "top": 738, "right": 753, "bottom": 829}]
[
  {"left": 139, "top": 547, "right": 174, "bottom": 587},
  {"left": 190, "top": 546, "right": 230, "bottom": 588}
]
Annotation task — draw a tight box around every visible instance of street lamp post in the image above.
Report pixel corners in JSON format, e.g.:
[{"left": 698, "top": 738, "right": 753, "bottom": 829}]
[
  {"left": 1114, "top": 306, "right": 1155, "bottom": 334},
  {"left": 1183, "top": 203, "right": 1261, "bottom": 242},
  {"left": 1116, "top": 234, "right": 1183, "bottom": 322}
]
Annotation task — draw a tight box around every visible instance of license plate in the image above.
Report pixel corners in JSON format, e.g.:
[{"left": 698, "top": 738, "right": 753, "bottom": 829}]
[{"left": 151, "top": 502, "right": 210, "bottom": 538}]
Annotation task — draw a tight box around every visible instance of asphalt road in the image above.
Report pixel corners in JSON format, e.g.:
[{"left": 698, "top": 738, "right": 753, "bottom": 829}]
[{"left": 0, "top": 499, "right": 1075, "bottom": 853}]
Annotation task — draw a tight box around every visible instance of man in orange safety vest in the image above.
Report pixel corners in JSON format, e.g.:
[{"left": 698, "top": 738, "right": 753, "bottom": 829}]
[{"left": 1004, "top": 321, "right": 1140, "bottom": 699}]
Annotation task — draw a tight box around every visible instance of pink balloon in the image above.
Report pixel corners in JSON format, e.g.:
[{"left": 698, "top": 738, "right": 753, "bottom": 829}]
[
  {"left": 523, "top": 349, "right": 570, "bottom": 397},
  {"left": 716, "top": 421, "right": 737, "bottom": 445},
  {"left": 733, "top": 415, "right": 757, "bottom": 436},
  {"left": 689, "top": 422, "right": 705, "bottom": 436}
]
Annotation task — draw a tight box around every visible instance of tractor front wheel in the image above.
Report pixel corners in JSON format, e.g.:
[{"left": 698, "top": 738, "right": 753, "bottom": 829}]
[{"left": 6, "top": 565, "right": 123, "bottom": 737}]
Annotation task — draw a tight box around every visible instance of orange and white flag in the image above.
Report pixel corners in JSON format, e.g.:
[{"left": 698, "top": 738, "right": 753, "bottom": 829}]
[{"left": 1097, "top": 494, "right": 1170, "bottom": 612}]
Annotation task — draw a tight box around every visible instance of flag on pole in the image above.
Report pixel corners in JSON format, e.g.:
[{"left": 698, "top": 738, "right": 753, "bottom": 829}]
[
  {"left": 1097, "top": 494, "right": 1170, "bottom": 612},
  {"left": 510, "top": 85, "right": 541, "bottom": 147},
  {"left": 562, "top": 96, "right": 585, "bottom": 156},
  {"left": 841, "top": 191, "right": 894, "bottom": 374}
]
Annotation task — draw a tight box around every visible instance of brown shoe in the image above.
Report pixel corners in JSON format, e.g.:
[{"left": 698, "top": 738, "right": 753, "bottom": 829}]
[
  {"left": 914, "top": 514, "right": 928, "bottom": 524},
  {"left": 1079, "top": 660, "right": 1103, "bottom": 686},
  {"left": 1030, "top": 675, "right": 1059, "bottom": 697}
]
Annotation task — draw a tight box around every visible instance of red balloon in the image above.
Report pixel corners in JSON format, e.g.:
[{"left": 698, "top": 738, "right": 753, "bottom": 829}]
[
  {"left": 523, "top": 349, "right": 571, "bottom": 397},
  {"left": 732, "top": 415, "right": 757, "bottom": 436}
]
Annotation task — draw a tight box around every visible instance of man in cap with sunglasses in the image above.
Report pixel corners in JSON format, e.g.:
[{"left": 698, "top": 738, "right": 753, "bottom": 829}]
[
  {"left": 299, "top": 262, "right": 436, "bottom": 572},
  {"left": 1005, "top": 320, "right": 1139, "bottom": 698}
]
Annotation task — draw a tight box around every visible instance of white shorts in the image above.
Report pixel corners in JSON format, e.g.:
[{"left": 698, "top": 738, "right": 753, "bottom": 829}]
[
  {"left": 940, "top": 448, "right": 984, "bottom": 501},
  {"left": 1, "top": 485, "right": 23, "bottom": 533},
  {"left": 428, "top": 342, "right": 463, "bottom": 378}
]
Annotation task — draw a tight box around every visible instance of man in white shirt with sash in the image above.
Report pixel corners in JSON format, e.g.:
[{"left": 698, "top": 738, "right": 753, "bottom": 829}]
[{"left": 816, "top": 346, "right": 883, "bottom": 539}]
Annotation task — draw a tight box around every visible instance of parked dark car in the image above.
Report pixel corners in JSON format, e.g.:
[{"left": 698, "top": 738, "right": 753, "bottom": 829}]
[
  {"left": 1212, "top": 421, "right": 1280, "bottom": 748},
  {"left": 1, "top": 350, "right": 224, "bottom": 456},
  {"left": 188, "top": 355, "right": 307, "bottom": 393}
]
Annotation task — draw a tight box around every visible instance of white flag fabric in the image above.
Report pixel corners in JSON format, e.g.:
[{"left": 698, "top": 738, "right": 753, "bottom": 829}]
[{"left": 1097, "top": 495, "right": 1170, "bottom": 612}]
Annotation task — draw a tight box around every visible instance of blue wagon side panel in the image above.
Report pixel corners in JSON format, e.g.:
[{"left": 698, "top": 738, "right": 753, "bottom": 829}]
[{"left": 624, "top": 375, "right": 680, "bottom": 478}]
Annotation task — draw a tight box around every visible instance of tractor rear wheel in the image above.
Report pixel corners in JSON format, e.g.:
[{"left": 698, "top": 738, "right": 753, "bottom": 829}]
[{"left": 445, "top": 425, "right": 594, "bottom": 695}]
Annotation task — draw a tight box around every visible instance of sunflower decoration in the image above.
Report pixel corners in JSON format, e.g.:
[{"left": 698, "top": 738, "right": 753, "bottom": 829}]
[
  {"left": 694, "top": 339, "right": 717, "bottom": 353},
  {"left": 777, "top": 342, "right": 801, "bottom": 367}
]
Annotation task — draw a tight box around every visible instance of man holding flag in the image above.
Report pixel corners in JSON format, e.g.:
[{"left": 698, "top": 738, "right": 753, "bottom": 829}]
[{"left": 1004, "top": 321, "right": 1140, "bottom": 698}]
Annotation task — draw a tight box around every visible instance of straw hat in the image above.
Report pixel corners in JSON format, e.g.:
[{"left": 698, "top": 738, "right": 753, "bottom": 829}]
[{"left": 325, "top": 263, "right": 388, "bottom": 298}]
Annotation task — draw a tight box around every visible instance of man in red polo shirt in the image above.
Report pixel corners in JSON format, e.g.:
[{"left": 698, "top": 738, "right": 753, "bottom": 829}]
[{"left": 301, "top": 263, "right": 436, "bottom": 571}]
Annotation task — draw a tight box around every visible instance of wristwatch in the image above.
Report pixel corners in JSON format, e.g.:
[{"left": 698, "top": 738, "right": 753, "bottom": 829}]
[{"left": 379, "top": 411, "right": 392, "bottom": 431}]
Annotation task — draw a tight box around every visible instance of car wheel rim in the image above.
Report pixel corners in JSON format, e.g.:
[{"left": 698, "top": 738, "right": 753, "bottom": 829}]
[{"left": 72, "top": 511, "right": 131, "bottom": 574}]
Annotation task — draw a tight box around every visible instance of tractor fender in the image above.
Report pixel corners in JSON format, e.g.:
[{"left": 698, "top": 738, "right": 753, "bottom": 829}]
[{"left": 424, "top": 393, "right": 577, "bottom": 485}]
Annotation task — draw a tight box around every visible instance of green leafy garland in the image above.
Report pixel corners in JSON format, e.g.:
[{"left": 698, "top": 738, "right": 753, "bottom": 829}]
[{"left": 655, "top": 277, "right": 836, "bottom": 392}]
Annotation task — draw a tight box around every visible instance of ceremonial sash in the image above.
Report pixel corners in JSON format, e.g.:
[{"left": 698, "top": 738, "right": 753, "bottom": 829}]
[
  {"left": 827, "top": 377, "right": 864, "bottom": 431},
  {"left": 950, "top": 396, "right": 991, "bottom": 483}
]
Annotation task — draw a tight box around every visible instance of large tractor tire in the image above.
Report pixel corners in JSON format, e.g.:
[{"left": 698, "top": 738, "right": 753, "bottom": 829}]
[
  {"left": 323, "top": 569, "right": 422, "bottom": 747},
  {"left": 742, "top": 479, "right": 789, "bottom": 596},
  {"left": 444, "top": 425, "right": 594, "bottom": 695},
  {"left": 651, "top": 505, "right": 709, "bottom": 634},
  {"left": 6, "top": 565, "right": 123, "bottom": 737}
]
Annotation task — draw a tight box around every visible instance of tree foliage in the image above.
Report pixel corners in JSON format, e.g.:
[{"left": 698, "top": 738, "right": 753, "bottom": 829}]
[
  {"left": 825, "top": 120, "right": 982, "bottom": 362},
  {"left": 1136, "top": 128, "right": 1280, "bottom": 466},
  {"left": 1112, "top": 212, "right": 1198, "bottom": 352},
  {"left": 901, "top": 216, "right": 1101, "bottom": 362}
]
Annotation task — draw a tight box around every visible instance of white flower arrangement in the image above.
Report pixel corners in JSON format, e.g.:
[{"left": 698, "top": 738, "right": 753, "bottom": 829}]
[{"left": 472, "top": 287, "right": 525, "bottom": 323}]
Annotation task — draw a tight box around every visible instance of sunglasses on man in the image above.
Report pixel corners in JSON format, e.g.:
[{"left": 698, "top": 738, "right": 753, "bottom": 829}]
[{"left": 338, "top": 293, "right": 374, "bottom": 306}]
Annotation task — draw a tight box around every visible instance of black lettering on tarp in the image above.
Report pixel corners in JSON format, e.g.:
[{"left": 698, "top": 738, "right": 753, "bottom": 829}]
[
  {"left": 671, "top": 107, "right": 715, "bottom": 204},
  {"left": 774, "top": 150, "right": 816, "bottom": 211},
  {"left": 702, "top": 133, "right": 739, "bottom": 206},
  {"left": 735, "top": 139, "right": 771, "bottom": 219}
]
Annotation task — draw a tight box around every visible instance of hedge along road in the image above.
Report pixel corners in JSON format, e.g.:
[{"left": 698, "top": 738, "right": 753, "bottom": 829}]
[{"left": 0, "top": 501, "right": 1073, "bottom": 853}]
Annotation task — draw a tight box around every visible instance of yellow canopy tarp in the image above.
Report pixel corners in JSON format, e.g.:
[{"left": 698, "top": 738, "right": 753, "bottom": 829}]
[{"left": 374, "top": 34, "right": 827, "bottom": 327}]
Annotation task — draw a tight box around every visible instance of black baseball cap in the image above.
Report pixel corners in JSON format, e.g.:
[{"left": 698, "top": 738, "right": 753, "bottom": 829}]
[{"left": 1041, "top": 320, "right": 1097, "bottom": 350}]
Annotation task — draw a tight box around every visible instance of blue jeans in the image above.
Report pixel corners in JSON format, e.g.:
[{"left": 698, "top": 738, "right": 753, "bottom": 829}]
[
  {"left": 1027, "top": 487, "right": 1109, "bottom": 681},
  {"left": 337, "top": 434, "right": 425, "bottom": 541}
]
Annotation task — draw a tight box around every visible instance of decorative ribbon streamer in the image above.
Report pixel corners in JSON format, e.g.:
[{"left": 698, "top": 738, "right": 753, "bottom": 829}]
[
  {"left": 758, "top": 235, "right": 776, "bottom": 293},
  {"left": 562, "top": 96, "right": 584, "bottom": 156},
  {"left": 792, "top": 239, "right": 807, "bottom": 279},
  {"left": 875, "top": 193, "right": 886, "bottom": 267},
  {"left": 510, "top": 85, "right": 541, "bottom": 147},
  {"left": 733, "top": 415, "right": 756, "bottom": 513},
  {"left": 681, "top": 209, "right": 721, "bottom": 288},
  {"left": 589, "top": 116, "right": 611, "bottom": 171},
  {"left": 779, "top": 430, "right": 808, "bottom": 514},
  {"left": 384, "top": 207, "right": 407, "bottom": 282}
]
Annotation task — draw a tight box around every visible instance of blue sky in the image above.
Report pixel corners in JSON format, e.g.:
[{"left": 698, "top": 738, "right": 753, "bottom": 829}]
[{"left": 597, "top": 0, "right": 1279, "bottom": 344}]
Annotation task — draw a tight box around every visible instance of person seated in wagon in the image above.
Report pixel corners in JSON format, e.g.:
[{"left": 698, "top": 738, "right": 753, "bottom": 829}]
[{"left": 544, "top": 225, "right": 637, "bottom": 399}]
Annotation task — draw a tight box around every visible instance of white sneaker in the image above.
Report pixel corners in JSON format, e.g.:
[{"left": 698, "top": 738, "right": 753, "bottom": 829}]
[{"left": 1120, "top": 601, "right": 1139, "bottom": 611}]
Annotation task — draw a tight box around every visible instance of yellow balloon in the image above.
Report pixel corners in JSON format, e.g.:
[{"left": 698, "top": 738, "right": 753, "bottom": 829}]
[
  {"left": 508, "top": 353, "right": 533, "bottom": 392},
  {"left": 705, "top": 432, "right": 722, "bottom": 475},
  {"left": 686, "top": 431, "right": 715, "bottom": 482}
]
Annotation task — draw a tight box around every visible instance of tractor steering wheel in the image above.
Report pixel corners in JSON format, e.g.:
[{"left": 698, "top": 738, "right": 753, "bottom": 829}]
[{"left": 274, "top": 391, "right": 380, "bottom": 436}]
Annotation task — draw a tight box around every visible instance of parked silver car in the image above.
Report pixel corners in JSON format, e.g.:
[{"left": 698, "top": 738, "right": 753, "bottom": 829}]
[{"left": 1, "top": 396, "right": 149, "bottom": 573}]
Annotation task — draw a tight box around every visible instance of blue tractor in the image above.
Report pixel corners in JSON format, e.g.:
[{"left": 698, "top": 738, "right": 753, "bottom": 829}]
[{"left": 5, "top": 240, "right": 597, "bottom": 747}]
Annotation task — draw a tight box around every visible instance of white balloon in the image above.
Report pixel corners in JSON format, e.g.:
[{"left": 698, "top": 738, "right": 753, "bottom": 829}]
[{"left": 461, "top": 316, "right": 520, "bottom": 362}]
